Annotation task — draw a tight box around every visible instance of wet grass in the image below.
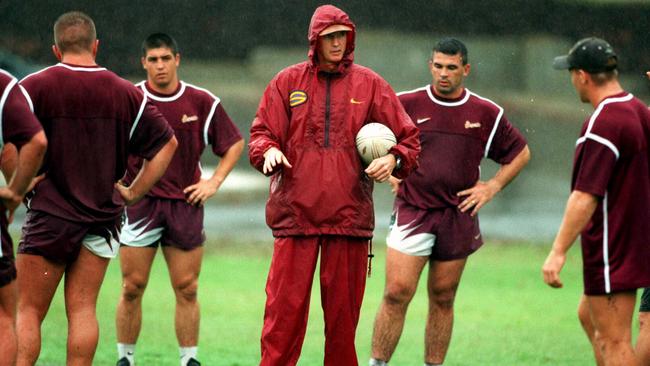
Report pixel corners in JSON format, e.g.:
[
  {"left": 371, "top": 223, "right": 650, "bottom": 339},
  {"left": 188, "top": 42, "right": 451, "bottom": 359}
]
[{"left": 32, "top": 240, "right": 632, "bottom": 365}]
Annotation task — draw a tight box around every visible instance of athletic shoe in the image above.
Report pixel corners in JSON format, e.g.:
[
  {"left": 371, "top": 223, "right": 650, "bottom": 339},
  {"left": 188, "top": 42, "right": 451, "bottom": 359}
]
[
  {"left": 186, "top": 358, "right": 201, "bottom": 366},
  {"left": 116, "top": 357, "right": 131, "bottom": 366}
]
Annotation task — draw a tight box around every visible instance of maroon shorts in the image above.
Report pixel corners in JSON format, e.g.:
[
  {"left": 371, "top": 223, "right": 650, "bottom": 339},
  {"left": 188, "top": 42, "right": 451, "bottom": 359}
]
[
  {"left": 18, "top": 210, "right": 120, "bottom": 264},
  {"left": 120, "top": 196, "right": 205, "bottom": 250},
  {"left": 0, "top": 208, "right": 17, "bottom": 287},
  {"left": 0, "top": 257, "right": 16, "bottom": 287},
  {"left": 386, "top": 197, "right": 483, "bottom": 260}
]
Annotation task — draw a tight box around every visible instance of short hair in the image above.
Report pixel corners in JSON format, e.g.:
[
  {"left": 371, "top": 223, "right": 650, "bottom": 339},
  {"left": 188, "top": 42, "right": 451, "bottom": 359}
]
[
  {"left": 589, "top": 69, "right": 618, "bottom": 86},
  {"left": 141, "top": 33, "right": 179, "bottom": 57},
  {"left": 53, "top": 11, "right": 96, "bottom": 54},
  {"left": 431, "top": 38, "right": 468, "bottom": 65}
]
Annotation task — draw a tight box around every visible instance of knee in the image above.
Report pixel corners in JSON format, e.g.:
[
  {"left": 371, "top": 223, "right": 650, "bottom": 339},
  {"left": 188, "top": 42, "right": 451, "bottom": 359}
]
[
  {"left": 120, "top": 277, "right": 148, "bottom": 302},
  {"left": 429, "top": 285, "right": 458, "bottom": 310},
  {"left": 383, "top": 282, "right": 416, "bottom": 307},
  {"left": 577, "top": 304, "right": 592, "bottom": 330},
  {"left": 174, "top": 278, "right": 198, "bottom": 303}
]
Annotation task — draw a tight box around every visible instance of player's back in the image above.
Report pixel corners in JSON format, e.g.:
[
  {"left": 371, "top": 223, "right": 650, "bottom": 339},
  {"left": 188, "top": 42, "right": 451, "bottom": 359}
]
[{"left": 20, "top": 63, "right": 158, "bottom": 222}]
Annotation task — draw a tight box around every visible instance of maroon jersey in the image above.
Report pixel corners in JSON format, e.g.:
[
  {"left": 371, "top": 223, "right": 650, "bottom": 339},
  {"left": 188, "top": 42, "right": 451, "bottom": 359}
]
[
  {"left": 571, "top": 92, "right": 650, "bottom": 294},
  {"left": 396, "top": 86, "right": 526, "bottom": 209},
  {"left": 0, "top": 69, "right": 43, "bottom": 260},
  {"left": 124, "top": 81, "right": 242, "bottom": 200},
  {"left": 0, "top": 69, "right": 43, "bottom": 149},
  {"left": 19, "top": 63, "right": 174, "bottom": 223}
]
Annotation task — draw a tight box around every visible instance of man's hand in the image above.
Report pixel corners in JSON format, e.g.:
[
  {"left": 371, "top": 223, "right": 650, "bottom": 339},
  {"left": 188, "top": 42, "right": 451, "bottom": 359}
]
[
  {"left": 115, "top": 180, "right": 140, "bottom": 206},
  {"left": 542, "top": 248, "right": 566, "bottom": 288},
  {"left": 457, "top": 179, "right": 500, "bottom": 216},
  {"left": 365, "top": 154, "right": 396, "bottom": 183},
  {"left": 388, "top": 176, "right": 401, "bottom": 195},
  {"left": 263, "top": 147, "right": 292, "bottom": 174},
  {"left": 183, "top": 178, "right": 220, "bottom": 206},
  {"left": 0, "top": 187, "right": 22, "bottom": 223}
]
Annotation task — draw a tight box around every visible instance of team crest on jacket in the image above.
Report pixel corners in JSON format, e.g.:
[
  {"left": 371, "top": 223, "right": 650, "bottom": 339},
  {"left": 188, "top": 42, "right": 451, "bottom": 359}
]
[{"left": 289, "top": 90, "right": 308, "bottom": 107}]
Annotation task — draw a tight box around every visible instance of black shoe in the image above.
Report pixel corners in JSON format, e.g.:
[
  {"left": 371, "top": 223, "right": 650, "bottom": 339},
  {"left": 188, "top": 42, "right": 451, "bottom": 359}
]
[
  {"left": 186, "top": 358, "right": 201, "bottom": 366},
  {"left": 116, "top": 357, "right": 131, "bottom": 366}
]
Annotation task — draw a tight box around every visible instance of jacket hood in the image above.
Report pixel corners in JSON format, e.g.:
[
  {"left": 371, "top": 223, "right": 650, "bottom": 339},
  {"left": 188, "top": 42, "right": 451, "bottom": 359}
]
[{"left": 307, "top": 5, "right": 356, "bottom": 70}]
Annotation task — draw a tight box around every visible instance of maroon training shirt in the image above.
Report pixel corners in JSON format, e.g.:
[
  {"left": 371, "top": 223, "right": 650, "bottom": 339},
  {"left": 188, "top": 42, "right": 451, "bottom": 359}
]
[
  {"left": 396, "top": 85, "right": 527, "bottom": 209},
  {"left": 124, "top": 81, "right": 242, "bottom": 200},
  {"left": 571, "top": 92, "right": 650, "bottom": 294},
  {"left": 0, "top": 68, "right": 44, "bottom": 259},
  {"left": 19, "top": 63, "right": 174, "bottom": 223}
]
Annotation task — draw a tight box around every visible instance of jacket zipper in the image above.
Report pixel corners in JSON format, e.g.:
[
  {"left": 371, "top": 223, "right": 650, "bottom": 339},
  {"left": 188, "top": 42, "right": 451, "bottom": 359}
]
[{"left": 324, "top": 74, "right": 331, "bottom": 147}]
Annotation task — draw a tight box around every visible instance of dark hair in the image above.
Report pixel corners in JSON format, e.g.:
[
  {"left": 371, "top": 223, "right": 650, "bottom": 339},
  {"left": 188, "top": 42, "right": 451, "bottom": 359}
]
[
  {"left": 431, "top": 38, "right": 468, "bottom": 65},
  {"left": 53, "top": 11, "right": 96, "bottom": 53},
  {"left": 141, "top": 33, "right": 179, "bottom": 57}
]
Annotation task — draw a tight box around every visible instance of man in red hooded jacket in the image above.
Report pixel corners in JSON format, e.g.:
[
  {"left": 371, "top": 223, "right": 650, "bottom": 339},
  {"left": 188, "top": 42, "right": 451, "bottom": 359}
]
[{"left": 249, "top": 4, "right": 420, "bottom": 366}]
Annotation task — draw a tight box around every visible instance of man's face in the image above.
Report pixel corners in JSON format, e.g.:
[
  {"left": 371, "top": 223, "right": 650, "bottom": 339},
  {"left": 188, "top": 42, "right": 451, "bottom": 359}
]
[
  {"left": 430, "top": 52, "right": 470, "bottom": 96},
  {"left": 141, "top": 47, "right": 179, "bottom": 89},
  {"left": 317, "top": 31, "right": 348, "bottom": 67}
]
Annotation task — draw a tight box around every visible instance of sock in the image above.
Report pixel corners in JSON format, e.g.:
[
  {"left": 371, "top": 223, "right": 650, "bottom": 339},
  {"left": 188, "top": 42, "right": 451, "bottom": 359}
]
[
  {"left": 424, "top": 363, "right": 442, "bottom": 366},
  {"left": 117, "top": 343, "right": 135, "bottom": 365},
  {"left": 180, "top": 346, "right": 198, "bottom": 365},
  {"left": 369, "top": 358, "right": 388, "bottom": 366}
]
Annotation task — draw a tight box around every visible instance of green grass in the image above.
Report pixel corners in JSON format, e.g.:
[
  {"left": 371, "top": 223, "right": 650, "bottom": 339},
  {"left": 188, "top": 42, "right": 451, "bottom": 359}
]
[{"left": 33, "top": 241, "right": 628, "bottom": 365}]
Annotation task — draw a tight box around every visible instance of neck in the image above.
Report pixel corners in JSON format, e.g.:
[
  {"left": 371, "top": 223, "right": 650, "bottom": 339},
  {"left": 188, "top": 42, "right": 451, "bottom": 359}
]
[
  {"left": 60, "top": 53, "right": 96, "bottom": 66},
  {"left": 318, "top": 61, "right": 339, "bottom": 73},
  {"left": 148, "top": 79, "right": 179, "bottom": 95},
  {"left": 589, "top": 81, "right": 624, "bottom": 108}
]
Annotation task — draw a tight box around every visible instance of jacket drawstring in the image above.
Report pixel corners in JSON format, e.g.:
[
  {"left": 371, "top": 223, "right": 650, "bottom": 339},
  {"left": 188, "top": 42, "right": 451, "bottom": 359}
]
[{"left": 367, "top": 239, "right": 374, "bottom": 277}]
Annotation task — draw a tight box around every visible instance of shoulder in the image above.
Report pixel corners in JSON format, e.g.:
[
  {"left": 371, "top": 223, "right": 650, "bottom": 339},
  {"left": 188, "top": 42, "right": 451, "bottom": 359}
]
[
  {"left": 397, "top": 85, "right": 429, "bottom": 103},
  {"left": 273, "top": 62, "right": 310, "bottom": 84},
  {"left": 0, "top": 69, "right": 15, "bottom": 88},
  {"left": 591, "top": 94, "right": 637, "bottom": 133},
  {"left": 182, "top": 81, "right": 221, "bottom": 105},
  {"left": 466, "top": 90, "right": 504, "bottom": 114},
  {"left": 348, "top": 64, "right": 387, "bottom": 83}
]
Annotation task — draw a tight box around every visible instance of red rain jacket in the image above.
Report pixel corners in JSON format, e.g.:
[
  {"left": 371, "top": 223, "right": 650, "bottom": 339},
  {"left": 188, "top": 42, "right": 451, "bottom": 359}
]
[{"left": 249, "top": 5, "right": 420, "bottom": 238}]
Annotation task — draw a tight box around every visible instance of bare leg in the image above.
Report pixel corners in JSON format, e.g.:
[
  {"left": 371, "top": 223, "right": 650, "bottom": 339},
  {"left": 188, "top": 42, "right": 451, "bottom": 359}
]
[
  {"left": 636, "top": 312, "right": 650, "bottom": 365},
  {"left": 63, "top": 247, "right": 109, "bottom": 366},
  {"left": 0, "top": 280, "right": 18, "bottom": 366},
  {"left": 16, "top": 254, "right": 65, "bottom": 366},
  {"left": 587, "top": 292, "right": 637, "bottom": 366},
  {"left": 162, "top": 246, "right": 203, "bottom": 347},
  {"left": 424, "top": 258, "right": 466, "bottom": 364},
  {"left": 371, "top": 247, "right": 428, "bottom": 362},
  {"left": 578, "top": 295, "right": 604, "bottom": 366},
  {"left": 115, "top": 246, "right": 157, "bottom": 344}
]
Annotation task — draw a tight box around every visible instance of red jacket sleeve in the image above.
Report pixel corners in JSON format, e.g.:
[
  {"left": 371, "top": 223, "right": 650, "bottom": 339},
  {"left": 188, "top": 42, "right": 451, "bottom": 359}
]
[
  {"left": 368, "top": 78, "right": 420, "bottom": 179},
  {"left": 248, "top": 74, "right": 290, "bottom": 175}
]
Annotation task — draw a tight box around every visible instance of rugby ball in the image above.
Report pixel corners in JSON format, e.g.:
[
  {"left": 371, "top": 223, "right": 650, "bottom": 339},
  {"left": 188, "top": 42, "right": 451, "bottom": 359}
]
[{"left": 355, "top": 123, "right": 397, "bottom": 165}]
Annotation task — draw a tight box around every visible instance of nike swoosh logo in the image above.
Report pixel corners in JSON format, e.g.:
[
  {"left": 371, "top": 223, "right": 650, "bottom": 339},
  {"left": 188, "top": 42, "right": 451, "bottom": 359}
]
[
  {"left": 350, "top": 98, "right": 364, "bottom": 104},
  {"left": 416, "top": 117, "right": 430, "bottom": 124},
  {"left": 474, "top": 233, "right": 481, "bottom": 240}
]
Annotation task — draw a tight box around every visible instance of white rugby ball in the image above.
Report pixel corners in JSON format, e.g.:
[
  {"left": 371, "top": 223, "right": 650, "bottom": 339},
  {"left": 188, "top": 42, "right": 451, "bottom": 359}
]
[{"left": 355, "top": 123, "right": 397, "bottom": 165}]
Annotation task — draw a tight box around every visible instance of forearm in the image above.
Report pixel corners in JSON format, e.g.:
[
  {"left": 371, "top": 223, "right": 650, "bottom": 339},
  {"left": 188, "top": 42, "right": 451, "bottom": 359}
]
[
  {"left": 488, "top": 145, "right": 530, "bottom": 192},
  {"left": 128, "top": 136, "right": 177, "bottom": 200},
  {"left": 8, "top": 132, "right": 46, "bottom": 195},
  {"left": 209, "top": 139, "right": 244, "bottom": 186},
  {"left": 552, "top": 190, "right": 598, "bottom": 255},
  {"left": 0, "top": 143, "right": 18, "bottom": 183}
]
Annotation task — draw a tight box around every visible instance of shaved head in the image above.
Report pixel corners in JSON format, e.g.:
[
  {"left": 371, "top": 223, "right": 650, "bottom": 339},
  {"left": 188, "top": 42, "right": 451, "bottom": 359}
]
[{"left": 53, "top": 11, "right": 96, "bottom": 54}]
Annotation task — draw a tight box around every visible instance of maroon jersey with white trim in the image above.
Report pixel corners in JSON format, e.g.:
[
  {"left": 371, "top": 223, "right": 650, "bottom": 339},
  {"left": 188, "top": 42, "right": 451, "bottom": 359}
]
[
  {"left": 396, "top": 86, "right": 526, "bottom": 209},
  {"left": 124, "top": 81, "right": 242, "bottom": 200},
  {"left": 571, "top": 92, "right": 650, "bottom": 293},
  {"left": 0, "top": 69, "right": 42, "bottom": 149},
  {"left": 19, "top": 63, "right": 174, "bottom": 222}
]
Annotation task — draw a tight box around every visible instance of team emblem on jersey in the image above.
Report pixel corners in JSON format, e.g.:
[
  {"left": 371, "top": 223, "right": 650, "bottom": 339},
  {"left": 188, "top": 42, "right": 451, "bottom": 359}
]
[
  {"left": 289, "top": 90, "right": 308, "bottom": 107},
  {"left": 465, "top": 120, "right": 481, "bottom": 129},
  {"left": 181, "top": 114, "right": 199, "bottom": 123}
]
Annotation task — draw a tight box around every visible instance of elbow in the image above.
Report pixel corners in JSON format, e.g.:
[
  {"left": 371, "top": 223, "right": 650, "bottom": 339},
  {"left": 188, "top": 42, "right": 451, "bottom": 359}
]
[{"left": 168, "top": 135, "right": 179, "bottom": 152}]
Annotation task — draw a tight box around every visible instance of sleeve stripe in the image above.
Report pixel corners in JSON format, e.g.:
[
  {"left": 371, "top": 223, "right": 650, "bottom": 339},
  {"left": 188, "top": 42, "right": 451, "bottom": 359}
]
[
  {"left": 484, "top": 107, "right": 504, "bottom": 158},
  {"left": 576, "top": 133, "right": 620, "bottom": 160},
  {"left": 130, "top": 94, "right": 148, "bottom": 140},
  {"left": 203, "top": 100, "right": 220, "bottom": 145},
  {"left": 0, "top": 78, "right": 18, "bottom": 145},
  {"left": 18, "top": 85, "right": 34, "bottom": 112}
]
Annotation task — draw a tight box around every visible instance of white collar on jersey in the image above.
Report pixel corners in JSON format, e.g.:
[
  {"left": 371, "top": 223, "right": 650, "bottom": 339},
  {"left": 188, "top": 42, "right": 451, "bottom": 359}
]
[
  {"left": 56, "top": 63, "right": 107, "bottom": 72},
  {"left": 426, "top": 85, "right": 471, "bottom": 106},
  {"left": 137, "top": 80, "right": 187, "bottom": 102}
]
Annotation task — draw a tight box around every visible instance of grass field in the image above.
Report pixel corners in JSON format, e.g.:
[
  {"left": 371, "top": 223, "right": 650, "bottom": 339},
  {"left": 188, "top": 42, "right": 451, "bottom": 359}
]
[{"left": 30, "top": 239, "right": 635, "bottom": 365}]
